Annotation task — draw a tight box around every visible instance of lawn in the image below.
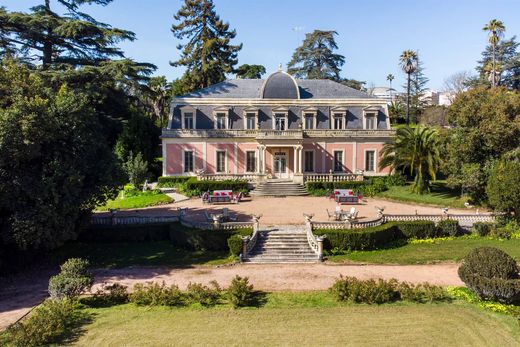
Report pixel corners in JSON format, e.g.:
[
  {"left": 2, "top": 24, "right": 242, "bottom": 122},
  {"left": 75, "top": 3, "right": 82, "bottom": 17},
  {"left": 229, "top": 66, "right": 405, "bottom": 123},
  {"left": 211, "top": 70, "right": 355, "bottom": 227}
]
[
  {"left": 376, "top": 181, "right": 469, "bottom": 208},
  {"left": 94, "top": 190, "right": 173, "bottom": 211},
  {"left": 328, "top": 237, "right": 520, "bottom": 264},
  {"left": 53, "top": 241, "right": 233, "bottom": 268},
  {"left": 72, "top": 294, "right": 520, "bottom": 346}
]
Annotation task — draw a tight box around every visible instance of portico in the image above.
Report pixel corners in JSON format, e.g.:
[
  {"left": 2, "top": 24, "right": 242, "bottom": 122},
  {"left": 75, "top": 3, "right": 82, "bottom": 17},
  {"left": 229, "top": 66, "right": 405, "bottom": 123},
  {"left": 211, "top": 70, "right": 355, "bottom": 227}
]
[{"left": 257, "top": 144, "right": 304, "bottom": 181}]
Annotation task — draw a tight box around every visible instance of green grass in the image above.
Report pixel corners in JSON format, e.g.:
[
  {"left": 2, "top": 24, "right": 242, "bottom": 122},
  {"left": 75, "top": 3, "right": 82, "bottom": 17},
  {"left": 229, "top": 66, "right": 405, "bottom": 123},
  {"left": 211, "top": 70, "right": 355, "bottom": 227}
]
[
  {"left": 376, "top": 181, "right": 469, "bottom": 208},
  {"left": 328, "top": 237, "right": 520, "bottom": 264},
  {"left": 52, "top": 241, "right": 234, "bottom": 268},
  {"left": 72, "top": 295, "right": 520, "bottom": 346},
  {"left": 94, "top": 190, "right": 173, "bottom": 211}
]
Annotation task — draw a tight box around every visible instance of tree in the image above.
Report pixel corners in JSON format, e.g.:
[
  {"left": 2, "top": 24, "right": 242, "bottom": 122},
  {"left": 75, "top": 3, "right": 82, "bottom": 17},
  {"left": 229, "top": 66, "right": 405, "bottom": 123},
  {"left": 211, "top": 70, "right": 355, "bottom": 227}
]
[
  {"left": 0, "top": 59, "right": 123, "bottom": 253},
  {"left": 123, "top": 152, "right": 149, "bottom": 190},
  {"left": 146, "top": 76, "right": 172, "bottom": 128},
  {"left": 235, "top": 64, "right": 266, "bottom": 79},
  {"left": 287, "top": 30, "right": 345, "bottom": 80},
  {"left": 380, "top": 125, "right": 441, "bottom": 194},
  {"left": 170, "top": 0, "right": 242, "bottom": 91},
  {"left": 339, "top": 78, "right": 366, "bottom": 91},
  {"left": 388, "top": 100, "right": 405, "bottom": 124},
  {"left": 115, "top": 113, "right": 160, "bottom": 168},
  {"left": 0, "top": 1, "right": 136, "bottom": 69},
  {"left": 487, "top": 160, "right": 520, "bottom": 220},
  {"left": 443, "top": 87, "right": 520, "bottom": 202},
  {"left": 483, "top": 19, "right": 506, "bottom": 87},
  {"left": 419, "top": 105, "right": 449, "bottom": 126},
  {"left": 442, "top": 71, "right": 472, "bottom": 103},
  {"left": 475, "top": 37, "right": 520, "bottom": 90},
  {"left": 408, "top": 53, "right": 429, "bottom": 122},
  {"left": 386, "top": 73, "right": 395, "bottom": 100},
  {"left": 399, "top": 50, "right": 418, "bottom": 124}
]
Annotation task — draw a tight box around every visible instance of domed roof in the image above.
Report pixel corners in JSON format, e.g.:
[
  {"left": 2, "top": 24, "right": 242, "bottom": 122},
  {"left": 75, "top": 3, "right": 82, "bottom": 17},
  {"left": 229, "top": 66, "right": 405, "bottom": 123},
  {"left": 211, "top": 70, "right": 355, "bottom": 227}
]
[{"left": 261, "top": 71, "right": 300, "bottom": 99}]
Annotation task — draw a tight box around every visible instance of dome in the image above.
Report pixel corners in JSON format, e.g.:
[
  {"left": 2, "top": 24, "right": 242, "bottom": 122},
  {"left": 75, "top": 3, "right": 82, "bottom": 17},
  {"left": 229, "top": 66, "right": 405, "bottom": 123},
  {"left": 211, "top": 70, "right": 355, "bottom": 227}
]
[{"left": 261, "top": 71, "right": 300, "bottom": 99}]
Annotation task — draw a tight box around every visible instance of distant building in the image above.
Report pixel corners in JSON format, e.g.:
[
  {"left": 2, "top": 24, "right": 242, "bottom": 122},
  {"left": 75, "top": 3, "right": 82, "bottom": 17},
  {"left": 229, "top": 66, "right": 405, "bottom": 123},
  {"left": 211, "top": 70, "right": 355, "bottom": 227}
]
[
  {"left": 368, "top": 87, "right": 399, "bottom": 103},
  {"left": 420, "top": 90, "right": 454, "bottom": 106}
]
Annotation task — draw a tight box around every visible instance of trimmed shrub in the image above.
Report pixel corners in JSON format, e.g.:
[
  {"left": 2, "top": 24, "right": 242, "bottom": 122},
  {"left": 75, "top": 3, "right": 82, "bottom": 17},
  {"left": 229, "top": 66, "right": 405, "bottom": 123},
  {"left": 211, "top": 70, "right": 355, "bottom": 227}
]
[
  {"left": 397, "top": 220, "right": 438, "bottom": 239},
  {"left": 48, "top": 258, "right": 93, "bottom": 300},
  {"left": 384, "top": 173, "right": 407, "bottom": 187},
  {"left": 184, "top": 178, "right": 249, "bottom": 197},
  {"left": 397, "top": 282, "right": 449, "bottom": 303},
  {"left": 490, "top": 227, "right": 512, "bottom": 239},
  {"left": 227, "top": 234, "right": 243, "bottom": 256},
  {"left": 472, "top": 222, "right": 494, "bottom": 236},
  {"left": 459, "top": 247, "right": 520, "bottom": 304},
  {"left": 5, "top": 299, "right": 80, "bottom": 347},
  {"left": 437, "top": 219, "right": 461, "bottom": 237},
  {"left": 329, "top": 276, "right": 399, "bottom": 304},
  {"left": 227, "top": 275, "right": 255, "bottom": 308},
  {"left": 186, "top": 281, "right": 221, "bottom": 306},
  {"left": 314, "top": 223, "right": 402, "bottom": 251},
  {"left": 157, "top": 176, "right": 192, "bottom": 188},
  {"left": 130, "top": 282, "right": 184, "bottom": 306},
  {"left": 97, "top": 283, "right": 129, "bottom": 305}
]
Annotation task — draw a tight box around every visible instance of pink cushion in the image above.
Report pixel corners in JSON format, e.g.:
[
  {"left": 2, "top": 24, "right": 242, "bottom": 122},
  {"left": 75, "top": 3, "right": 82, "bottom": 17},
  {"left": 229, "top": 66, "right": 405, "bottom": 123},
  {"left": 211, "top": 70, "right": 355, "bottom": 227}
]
[
  {"left": 228, "top": 192, "right": 233, "bottom": 196},
  {"left": 349, "top": 191, "right": 353, "bottom": 196},
  {"left": 334, "top": 191, "right": 340, "bottom": 195},
  {"left": 214, "top": 192, "right": 219, "bottom": 196}
]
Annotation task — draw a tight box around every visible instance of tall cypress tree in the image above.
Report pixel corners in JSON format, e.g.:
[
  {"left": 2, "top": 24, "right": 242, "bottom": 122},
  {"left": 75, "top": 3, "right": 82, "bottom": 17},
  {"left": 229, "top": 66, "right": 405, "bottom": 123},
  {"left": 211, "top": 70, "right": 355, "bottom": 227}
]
[
  {"left": 287, "top": 30, "right": 345, "bottom": 80},
  {"left": 170, "top": 0, "right": 242, "bottom": 91},
  {"left": 0, "top": 1, "right": 136, "bottom": 69}
]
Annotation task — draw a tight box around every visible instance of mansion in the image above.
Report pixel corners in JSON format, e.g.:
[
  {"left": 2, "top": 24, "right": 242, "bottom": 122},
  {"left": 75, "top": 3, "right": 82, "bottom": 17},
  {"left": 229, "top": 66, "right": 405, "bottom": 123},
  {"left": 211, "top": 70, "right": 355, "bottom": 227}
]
[{"left": 162, "top": 70, "right": 394, "bottom": 183}]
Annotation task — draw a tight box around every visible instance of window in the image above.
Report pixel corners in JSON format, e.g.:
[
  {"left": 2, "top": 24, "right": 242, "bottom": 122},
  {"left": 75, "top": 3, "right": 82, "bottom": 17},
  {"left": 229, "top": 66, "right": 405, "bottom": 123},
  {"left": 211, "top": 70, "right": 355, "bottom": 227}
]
[
  {"left": 304, "top": 151, "right": 314, "bottom": 172},
  {"left": 216, "top": 113, "right": 227, "bottom": 129},
  {"left": 246, "top": 151, "right": 256, "bottom": 172},
  {"left": 304, "top": 114, "right": 314, "bottom": 129},
  {"left": 365, "top": 150, "right": 375, "bottom": 172},
  {"left": 216, "top": 151, "right": 226, "bottom": 173},
  {"left": 183, "top": 151, "right": 194, "bottom": 173},
  {"left": 333, "top": 151, "right": 343, "bottom": 172},
  {"left": 183, "top": 112, "right": 194, "bottom": 129},
  {"left": 365, "top": 113, "right": 376, "bottom": 129},
  {"left": 274, "top": 114, "right": 286, "bottom": 131},
  {"left": 246, "top": 113, "right": 256, "bottom": 130},
  {"left": 333, "top": 114, "right": 344, "bottom": 130}
]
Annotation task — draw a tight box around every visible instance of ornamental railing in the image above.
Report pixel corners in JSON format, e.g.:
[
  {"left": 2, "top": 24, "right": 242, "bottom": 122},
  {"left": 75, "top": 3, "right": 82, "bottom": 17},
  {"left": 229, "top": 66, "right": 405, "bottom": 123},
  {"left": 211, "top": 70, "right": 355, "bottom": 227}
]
[
  {"left": 383, "top": 214, "right": 496, "bottom": 225},
  {"left": 256, "top": 129, "right": 303, "bottom": 140},
  {"left": 303, "top": 129, "right": 395, "bottom": 138},
  {"left": 310, "top": 216, "right": 384, "bottom": 230},
  {"left": 198, "top": 173, "right": 263, "bottom": 183},
  {"left": 91, "top": 215, "right": 180, "bottom": 225},
  {"left": 161, "top": 129, "right": 395, "bottom": 139},
  {"left": 303, "top": 173, "right": 363, "bottom": 182}
]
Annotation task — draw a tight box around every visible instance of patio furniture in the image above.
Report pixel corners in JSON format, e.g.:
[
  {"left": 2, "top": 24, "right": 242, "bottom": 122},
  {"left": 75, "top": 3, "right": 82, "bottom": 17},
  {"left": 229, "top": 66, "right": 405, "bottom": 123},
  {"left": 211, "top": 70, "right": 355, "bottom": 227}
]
[
  {"left": 208, "top": 190, "right": 233, "bottom": 204},
  {"left": 204, "top": 210, "right": 213, "bottom": 222},
  {"left": 201, "top": 192, "right": 210, "bottom": 204},
  {"left": 232, "top": 191, "right": 242, "bottom": 204},
  {"left": 222, "top": 208, "right": 238, "bottom": 222},
  {"left": 326, "top": 209, "right": 336, "bottom": 220},
  {"left": 334, "top": 189, "right": 360, "bottom": 204}
]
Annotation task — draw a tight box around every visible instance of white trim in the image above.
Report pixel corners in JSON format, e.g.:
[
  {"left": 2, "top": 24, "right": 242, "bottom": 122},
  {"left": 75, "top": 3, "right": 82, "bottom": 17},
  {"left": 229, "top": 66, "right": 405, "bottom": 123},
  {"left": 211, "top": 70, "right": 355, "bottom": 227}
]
[
  {"left": 243, "top": 110, "right": 258, "bottom": 130},
  {"left": 332, "top": 149, "right": 345, "bottom": 172},
  {"left": 272, "top": 148, "right": 289, "bottom": 178},
  {"left": 213, "top": 109, "right": 230, "bottom": 130},
  {"left": 303, "top": 149, "right": 316, "bottom": 173},
  {"left": 352, "top": 142, "right": 357, "bottom": 173},
  {"left": 363, "top": 107, "right": 380, "bottom": 130},
  {"left": 363, "top": 148, "right": 377, "bottom": 173},
  {"left": 234, "top": 143, "right": 238, "bottom": 174},
  {"left": 173, "top": 98, "right": 388, "bottom": 106},
  {"left": 302, "top": 110, "right": 317, "bottom": 130},
  {"left": 182, "top": 149, "right": 195, "bottom": 173},
  {"left": 215, "top": 149, "right": 228, "bottom": 173},
  {"left": 181, "top": 107, "right": 196, "bottom": 129},
  {"left": 272, "top": 110, "right": 289, "bottom": 130},
  {"left": 245, "top": 150, "right": 257, "bottom": 173}
]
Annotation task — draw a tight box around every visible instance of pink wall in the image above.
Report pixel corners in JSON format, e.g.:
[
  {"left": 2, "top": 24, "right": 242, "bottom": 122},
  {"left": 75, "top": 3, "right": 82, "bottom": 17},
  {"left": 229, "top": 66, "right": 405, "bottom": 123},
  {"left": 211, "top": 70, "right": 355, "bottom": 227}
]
[
  {"left": 324, "top": 143, "right": 354, "bottom": 173},
  {"left": 206, "top": 143, "right": 236, "bottom": 174},
  {"left": 356, "top": 143, "right": 390, "bottom": 174},
  {"left": 165, "top": 143, "right": 204, "bottom": 175},
  {"left": 237, "top": 143, "right": 258, "bottom": 173}
]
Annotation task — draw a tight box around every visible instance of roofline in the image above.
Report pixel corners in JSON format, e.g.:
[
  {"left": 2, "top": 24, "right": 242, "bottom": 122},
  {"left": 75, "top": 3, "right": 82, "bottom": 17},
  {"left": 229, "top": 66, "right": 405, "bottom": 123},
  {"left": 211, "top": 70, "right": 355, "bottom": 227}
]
[{"left": 171, "top": 98, "right": 386, "bottom": 106}]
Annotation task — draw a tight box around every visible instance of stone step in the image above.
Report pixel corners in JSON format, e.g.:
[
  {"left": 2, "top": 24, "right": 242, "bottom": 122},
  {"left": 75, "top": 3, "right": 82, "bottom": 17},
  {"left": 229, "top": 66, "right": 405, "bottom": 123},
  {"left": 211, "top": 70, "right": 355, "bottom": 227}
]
[{"left": 246, "top": 228, "right": 317, "bottom": 263}]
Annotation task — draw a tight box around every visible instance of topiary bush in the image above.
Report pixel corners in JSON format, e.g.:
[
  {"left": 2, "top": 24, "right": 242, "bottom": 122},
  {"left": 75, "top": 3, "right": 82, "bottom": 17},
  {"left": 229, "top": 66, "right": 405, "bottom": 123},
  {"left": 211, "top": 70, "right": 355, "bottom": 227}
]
[
  {"left": 227, "top": 275, "right": 255, "bottom": 308},
  {"left": 458, "top": 247, "right": 520, "bottom": 304},
  {"left": 227, "top": 234, "right": 243, "bottom": 256},
  {"left": 397, "top": 220, "right": 438, "bottom": 239},
  {"left": 186, "top": 281, "right": 221, "bottom": 306},
  {"left": 472, "top": 222, "right": 495, "bottom": 236},
  {"left": 129, "top": 282, "right": 183, "bottom": 306},
  {"left": 48, "top": 258, "right": 94, "bottom": 300},
  {"left": 437, "top": 219, "right": 461, "bottom": 237},
  {"left": 329, "top": 276, "right": 399, "bottom": 304}
]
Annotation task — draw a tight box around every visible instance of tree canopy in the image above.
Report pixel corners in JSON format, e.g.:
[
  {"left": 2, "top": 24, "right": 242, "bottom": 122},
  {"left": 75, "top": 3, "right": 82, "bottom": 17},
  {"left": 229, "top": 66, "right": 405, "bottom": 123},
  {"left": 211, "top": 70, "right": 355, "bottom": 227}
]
[
  {"left": 236, "top": 64, "right": 266, "bottom": 79},
  {"left": 170, "top": 0, "right": 242, "bottom": 91},
  {"left": 287, "top": 30, "right": 345, "bottom": 80}
]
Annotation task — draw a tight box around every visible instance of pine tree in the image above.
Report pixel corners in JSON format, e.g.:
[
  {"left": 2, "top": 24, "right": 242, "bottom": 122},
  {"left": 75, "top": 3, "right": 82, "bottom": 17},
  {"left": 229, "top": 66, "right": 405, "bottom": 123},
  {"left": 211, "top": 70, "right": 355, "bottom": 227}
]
[
  {"left": 475, "top": 37, "right": 520, "bottom": 90},
  {"left": 236, "top": 64, "right": 266, "bottom": 79},
  {"left": 0, "top": 1, "right": 136, "bottom": 69},
  {"left": 287, "top": 30, "right": 345, "bottom": 80},
  {"left": 404, "top": 54, "right": 429, "bottom": 123},
  {"left": 170, "top": 0, "right": 242, "bottom": 91}
]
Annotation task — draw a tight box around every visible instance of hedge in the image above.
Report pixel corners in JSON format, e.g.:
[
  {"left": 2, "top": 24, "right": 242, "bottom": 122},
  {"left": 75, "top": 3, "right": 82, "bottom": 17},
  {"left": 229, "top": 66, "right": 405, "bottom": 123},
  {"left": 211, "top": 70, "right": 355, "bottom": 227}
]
[
  {"left": 314, "top": 223, "right": 403, "bottom": 251},
  {"left": 80, "top": 223, "right": 252, "bottom": 252},
  {"left": 157, "top": 176, "right": 192, "bottom": 188},
  {"left": 184, "top": 178, "right": 249, "bottom": 197},
  {"left": 397, "top": 221, "right": 439, "bottom": 239}
]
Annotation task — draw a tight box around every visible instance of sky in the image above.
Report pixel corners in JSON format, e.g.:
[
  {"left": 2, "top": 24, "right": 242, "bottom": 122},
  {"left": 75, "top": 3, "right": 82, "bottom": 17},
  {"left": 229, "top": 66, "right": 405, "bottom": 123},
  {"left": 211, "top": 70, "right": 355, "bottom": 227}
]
[{"left": 3, "top": 0, "right": 520, "bottom": 91}]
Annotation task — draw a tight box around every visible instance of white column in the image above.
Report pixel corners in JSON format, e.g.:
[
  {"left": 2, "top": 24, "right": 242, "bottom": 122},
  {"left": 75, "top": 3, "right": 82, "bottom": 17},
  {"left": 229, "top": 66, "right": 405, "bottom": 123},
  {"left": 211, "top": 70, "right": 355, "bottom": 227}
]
[
  {"left": 234, "top": 142, "right": 238, "bottom": 174},
  {"left": 261, "top": 146, "right": 266, "bottom": 174},
  {"left": 293, "top": 146, "right": 298, "bottom": 176},
  {"left": 353, "top": 142, "right": 358, "bottom": 173},
  {"left": 298, "top": 146, "right": 303, "bottom": 174}
]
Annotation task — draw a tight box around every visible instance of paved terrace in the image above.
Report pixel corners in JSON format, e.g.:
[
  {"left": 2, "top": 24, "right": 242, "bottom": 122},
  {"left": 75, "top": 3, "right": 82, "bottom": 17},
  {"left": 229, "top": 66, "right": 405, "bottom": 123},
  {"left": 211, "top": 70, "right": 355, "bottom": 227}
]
[{"left": 95, "top": 195, "right": 481, "bottom": 225}]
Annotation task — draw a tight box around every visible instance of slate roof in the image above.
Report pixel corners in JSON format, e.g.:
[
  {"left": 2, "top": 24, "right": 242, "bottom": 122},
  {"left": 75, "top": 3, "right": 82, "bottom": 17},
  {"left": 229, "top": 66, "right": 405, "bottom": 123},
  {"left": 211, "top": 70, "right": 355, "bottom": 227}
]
[{"left": 179, "top": 76, "right": 372, "bottom": 99}]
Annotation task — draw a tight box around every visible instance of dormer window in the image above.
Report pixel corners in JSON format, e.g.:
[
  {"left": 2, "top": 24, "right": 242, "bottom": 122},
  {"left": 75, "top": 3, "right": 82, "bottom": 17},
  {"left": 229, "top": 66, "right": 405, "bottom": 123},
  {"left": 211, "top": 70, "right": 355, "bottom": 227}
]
[
  {"left": 213, "top": 107, "right": 230, "bottom": 129},
  {"left": 330, "top": 107, "right": 348, "bottom": 130},
  {"left": 365, "top": 114, "right": 376, "bottom": 130},
  {"left": 301, "top": 107, "right": 317, "bottom": 130},
  {"left": 181, "top": 108, "right": 196, "bottom": 129},
  {"left": 333, "top": 114, "right": 344, "bottom": 130},
  {"left": 271, "top": 107, "right": 289, "bottom": 131},
  {"left": 243, "top": 108, "right": 259, "bottom": 130}
]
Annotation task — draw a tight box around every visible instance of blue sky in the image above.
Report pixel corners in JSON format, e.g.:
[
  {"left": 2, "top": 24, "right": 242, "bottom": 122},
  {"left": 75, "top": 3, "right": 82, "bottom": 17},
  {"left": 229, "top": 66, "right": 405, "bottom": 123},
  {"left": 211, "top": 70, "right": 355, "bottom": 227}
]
[{"left": 4, "top": 0, "right": 520, "bottom": 90}]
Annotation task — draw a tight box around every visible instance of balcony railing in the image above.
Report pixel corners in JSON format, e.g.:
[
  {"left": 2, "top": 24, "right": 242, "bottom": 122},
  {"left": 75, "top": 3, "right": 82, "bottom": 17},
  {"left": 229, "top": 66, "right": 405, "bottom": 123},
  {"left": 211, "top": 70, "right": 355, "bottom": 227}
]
[{"left": 162, "top": 128, "right": 395, "bottom": 139}]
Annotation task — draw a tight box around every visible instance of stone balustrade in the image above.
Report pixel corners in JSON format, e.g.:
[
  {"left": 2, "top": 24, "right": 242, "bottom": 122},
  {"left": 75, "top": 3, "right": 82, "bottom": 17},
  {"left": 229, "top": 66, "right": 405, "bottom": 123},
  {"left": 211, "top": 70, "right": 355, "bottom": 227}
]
[
  {"left": 303, "top": 173, "right": 363, "bottom": 182},
  {"left": 198, "top": 173, "right": 263, "bottom": 183}
]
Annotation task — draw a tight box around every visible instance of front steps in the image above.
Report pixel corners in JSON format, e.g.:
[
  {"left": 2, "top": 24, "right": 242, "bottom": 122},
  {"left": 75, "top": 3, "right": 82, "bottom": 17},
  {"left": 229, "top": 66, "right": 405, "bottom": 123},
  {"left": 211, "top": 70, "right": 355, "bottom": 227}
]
[
  {"left": 244, "top": 226, "right": 319, "bottom": 263},
  {"left": 250, "top": 180, "right": 308, "bottom": 197}
]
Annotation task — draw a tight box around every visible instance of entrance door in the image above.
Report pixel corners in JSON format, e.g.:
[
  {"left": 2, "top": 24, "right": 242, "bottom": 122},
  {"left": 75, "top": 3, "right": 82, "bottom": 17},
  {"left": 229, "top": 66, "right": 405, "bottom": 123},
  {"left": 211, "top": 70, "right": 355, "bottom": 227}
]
[{"left": 273, "top": 152, "right": 288, "bottom": 178}]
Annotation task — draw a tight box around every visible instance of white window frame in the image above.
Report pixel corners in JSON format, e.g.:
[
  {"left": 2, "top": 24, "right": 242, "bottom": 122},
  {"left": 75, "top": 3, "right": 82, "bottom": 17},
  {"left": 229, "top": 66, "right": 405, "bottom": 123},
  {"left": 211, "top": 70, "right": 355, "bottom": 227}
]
[
  {"left": 364, "top": 149, "right": 377, "bottom": 173},
  {"left": 303, "top": 149, "right": 315, "bottom": 173},
  {"left": 245, "top": 150, "right": 256, "bottom": 173},
  {"left": 363, "top": 107, "right": 380, "bottom": 130},
  {"left": 364, "top": 112, "right": 377, "bottom": 130},
  {"left": 301, "top": 107, "right": 318, "bottom": 130},
  {"left": 271, "top": 107, "right": 289, "bottom": 130},
  {"left": 213, "top": 107, "right": 230, "bottom": 130},
  {"left": 182, "top": 150, "right": 194, "bottom": 173},
  {"left": 243, "top": 108, "right": 259, "bottom": 130},
  {"left": 215, "top": 150, "right": 227, "bottom": 173},
  {"left": 333, "top": 150, "right": 344, "bottom": 172},
  {"left": 330, "top": 107, "right": 348, "bottom": 130},
  {"left": 181, "top": 107, "right": 196, "bottom": 130}
]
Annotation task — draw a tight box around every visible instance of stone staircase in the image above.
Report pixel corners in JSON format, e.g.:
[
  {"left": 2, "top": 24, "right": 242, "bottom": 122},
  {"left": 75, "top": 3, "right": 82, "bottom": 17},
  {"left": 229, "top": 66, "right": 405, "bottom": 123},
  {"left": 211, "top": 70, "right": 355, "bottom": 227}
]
[
  {"left": 244, "top": 225, "right": 319, "bottom": 263},
  {"left": 250, "top": 179, "right": 308, "bottom": 197}
]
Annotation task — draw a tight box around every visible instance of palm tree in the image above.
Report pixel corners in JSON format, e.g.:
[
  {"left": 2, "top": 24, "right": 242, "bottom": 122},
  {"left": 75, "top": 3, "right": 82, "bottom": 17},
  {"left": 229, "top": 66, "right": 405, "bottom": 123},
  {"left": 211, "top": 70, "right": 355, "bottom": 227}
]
[
  {"left": 483, "top": 19, "right": 506, "bottom": 87},
  {"left": 380, "top": 125, "right": 441, "bottom": 194},
  {"left": 386, "top": 74, "right": 395, "bottom": 101},
  {"left": 399, "top": 50, "right": 418, "bottom": 125}
]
